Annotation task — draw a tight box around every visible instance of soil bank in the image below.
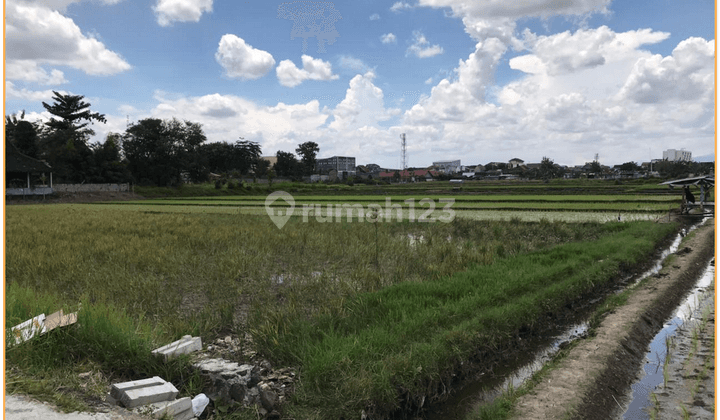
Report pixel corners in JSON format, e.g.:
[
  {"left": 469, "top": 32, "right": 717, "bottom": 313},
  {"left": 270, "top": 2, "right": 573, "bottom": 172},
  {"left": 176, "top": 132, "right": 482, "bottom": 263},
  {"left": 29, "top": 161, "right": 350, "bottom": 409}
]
[{"left": 510, "top": 220, "right": 715, "bottom": 420}]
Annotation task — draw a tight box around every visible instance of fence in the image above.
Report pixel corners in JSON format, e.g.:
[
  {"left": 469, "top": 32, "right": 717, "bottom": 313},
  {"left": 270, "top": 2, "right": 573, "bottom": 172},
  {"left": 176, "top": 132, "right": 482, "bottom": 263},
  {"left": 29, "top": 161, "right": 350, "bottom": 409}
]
[{"left": 52, "top": 183, "right": 130, "bottom": 193}]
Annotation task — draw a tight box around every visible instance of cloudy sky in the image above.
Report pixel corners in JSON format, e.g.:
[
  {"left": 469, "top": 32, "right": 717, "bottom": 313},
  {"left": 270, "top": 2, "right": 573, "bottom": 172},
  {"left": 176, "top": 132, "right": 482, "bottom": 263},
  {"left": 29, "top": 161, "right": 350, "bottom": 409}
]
[{"left": 4, "top": 0, "right": 716, "bottom": 168}]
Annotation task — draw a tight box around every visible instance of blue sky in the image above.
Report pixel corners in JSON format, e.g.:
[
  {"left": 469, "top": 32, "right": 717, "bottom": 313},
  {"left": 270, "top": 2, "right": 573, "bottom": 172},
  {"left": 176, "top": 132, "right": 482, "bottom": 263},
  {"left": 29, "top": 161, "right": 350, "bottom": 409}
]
[{"left": 5, "top": 0, "right": 716, "bottom": 168}]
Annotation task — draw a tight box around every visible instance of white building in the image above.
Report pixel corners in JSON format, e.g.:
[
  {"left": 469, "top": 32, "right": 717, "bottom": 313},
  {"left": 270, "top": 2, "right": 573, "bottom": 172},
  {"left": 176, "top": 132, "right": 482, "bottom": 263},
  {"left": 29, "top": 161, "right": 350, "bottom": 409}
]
[
  {"left": 317, "top": 156, "right": 356, "bottom": 173},
  {"left": 662, "top": 149, "right": 692, "bottom": 162},
  {"left": 433, "top": 160, "right": 461, "bottom": 173}
]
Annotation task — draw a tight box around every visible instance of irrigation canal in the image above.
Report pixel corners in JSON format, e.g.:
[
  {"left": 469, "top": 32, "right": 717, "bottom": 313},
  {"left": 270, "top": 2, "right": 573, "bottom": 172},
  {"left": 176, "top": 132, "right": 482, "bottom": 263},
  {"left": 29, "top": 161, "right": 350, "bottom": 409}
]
[
  {"left": 421, "top": 221, "right": 703, "bottom": 420},
  {"left": 618, "top": 260, "right": 714, "bottom": 419}
]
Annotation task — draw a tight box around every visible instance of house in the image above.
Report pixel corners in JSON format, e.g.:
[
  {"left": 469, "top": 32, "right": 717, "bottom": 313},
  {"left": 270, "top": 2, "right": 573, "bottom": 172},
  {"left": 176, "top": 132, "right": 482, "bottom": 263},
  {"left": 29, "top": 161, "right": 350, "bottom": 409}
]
[
  {"left": 508, "top": 158, "right": 524, "bottom": 169},
  {"left": 485, "top": 162, "right": 506, "bottom": 170},
  {"left": 6, "top": 143, "right": 53, "bottom": 196}
]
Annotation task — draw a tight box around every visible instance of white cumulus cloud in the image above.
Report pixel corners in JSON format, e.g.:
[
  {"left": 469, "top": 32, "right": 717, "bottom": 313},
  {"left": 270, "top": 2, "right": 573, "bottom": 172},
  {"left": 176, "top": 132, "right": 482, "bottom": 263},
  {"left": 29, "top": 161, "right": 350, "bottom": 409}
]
[
  {"left": 381, "top": 33, "right": 397, "bottom": 44},
  {"left": 7, "top": 60, "right": 68, "bottom": 85},
  {"left": 406, "top": 31, "right": 444, "bottom": 58},
  {"left": 6, "top": 81, "right": 67, "bottom": 102},
  {"left": 6, "top": 0, "right": 131, "bottom": 76},
  {"left": 369, "top": 13, "right": 380, "bottom": 20},
  {"left": 215, "top": 34, "right": 276, "bottom": 80},
  {"left": 276, "top": 55, "right": 339, "bottom": 88},
  {"left": 153, "top": 0, "right": 213, "bottom": 26},
  {"left": 390, "top": 1, "right": 413, "bottom": 13},
  {"left": 330, "top": 71, "right": 400, "bottom": 131},
  {"left": 618, "top": 37, "right": 715, "bottom": 104}
]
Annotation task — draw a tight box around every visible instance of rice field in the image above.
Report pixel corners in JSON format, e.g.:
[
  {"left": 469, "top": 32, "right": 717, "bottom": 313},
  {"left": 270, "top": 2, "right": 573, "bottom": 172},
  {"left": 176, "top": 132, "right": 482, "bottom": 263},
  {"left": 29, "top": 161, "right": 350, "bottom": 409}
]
[
  {"left": 92, "top": 190, "right": 679, "bottom": 223},
  {"left": 5, "top": 180, "right": 683, "bottom": 418}
]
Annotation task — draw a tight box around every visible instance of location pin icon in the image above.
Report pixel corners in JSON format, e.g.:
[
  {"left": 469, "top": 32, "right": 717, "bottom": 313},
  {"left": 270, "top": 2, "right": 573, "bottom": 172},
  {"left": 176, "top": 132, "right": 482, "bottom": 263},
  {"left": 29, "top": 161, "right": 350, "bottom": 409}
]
[{"left": 265, "top": 191, "right": 295, "bottom": 229}]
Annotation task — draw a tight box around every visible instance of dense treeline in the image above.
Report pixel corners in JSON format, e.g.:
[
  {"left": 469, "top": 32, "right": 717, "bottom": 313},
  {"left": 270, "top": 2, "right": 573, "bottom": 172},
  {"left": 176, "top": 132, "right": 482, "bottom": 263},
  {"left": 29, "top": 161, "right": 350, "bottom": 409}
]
[{"left": 5, "top": 91, "right": 321, "bottom": 186}]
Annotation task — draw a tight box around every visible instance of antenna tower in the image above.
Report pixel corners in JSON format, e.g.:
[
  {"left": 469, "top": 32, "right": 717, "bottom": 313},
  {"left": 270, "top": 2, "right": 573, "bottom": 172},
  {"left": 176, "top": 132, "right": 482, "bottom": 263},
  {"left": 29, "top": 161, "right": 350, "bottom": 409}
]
[
  {"left": 400, "top": 133, "right": 407, "bottom": 171},
  {"left": 594, "top": 153, "right": 599, "bottom": 162}
]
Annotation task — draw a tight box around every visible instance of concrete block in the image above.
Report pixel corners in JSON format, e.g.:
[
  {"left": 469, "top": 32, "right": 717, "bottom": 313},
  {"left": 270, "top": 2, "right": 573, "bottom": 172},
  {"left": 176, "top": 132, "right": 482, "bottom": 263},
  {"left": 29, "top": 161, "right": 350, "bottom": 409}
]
[
  {"left": 151, "top": 397, "right": 194, "bottom": 420},
  {"left": 110, "top": 376, "right": 166, "bottom": 401},
  {"left": 120, "top": 382, "right": 179, "bottom": 408},
  {"left": 152, "top": 335, "right": 202, "bottom": 360}
]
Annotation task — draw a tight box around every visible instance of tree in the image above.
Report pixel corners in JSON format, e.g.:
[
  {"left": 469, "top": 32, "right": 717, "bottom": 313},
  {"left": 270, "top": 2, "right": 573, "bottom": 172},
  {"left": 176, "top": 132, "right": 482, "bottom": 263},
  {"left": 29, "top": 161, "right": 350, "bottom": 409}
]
[
  {"left": 589, "top": 160, "right": 603, "bottom": 176},
  {"left": 275, "top": 150, "right": 299, "bottom": 177},
  {"left": 39, "top": 91, "right": 107, "bottom": 182},
  {"left": 235, "top": 140, "right": 262, "bottom": 175},
  {"left": 254, "top": 157, "right": 271, "bottom": 178},
  {"left": 88, "top": 133, "right": 132, "bottom": 183},
  {"left": 5, "top": 112, "right": 40, "bottom": 159},
  {"left": 539, "top": 157, "right": 560, "bottom": 180},
  {"left": 42, "top": 91, "right": 106, "bottom": 135},
  {"left": 165, "top": 118, "right": 208, "bottom": 183},
  {"left": 200, "top": 142, "right": 236, "bottom": 174},
  {"left": 619, "top": 161, "right": 641, "bottom": 172},
  {"left": 296, "top": 141, "right": 320, "bottom": 175},
  {"left": 123, "top": 118, "right": 208, "bottom": 186}
]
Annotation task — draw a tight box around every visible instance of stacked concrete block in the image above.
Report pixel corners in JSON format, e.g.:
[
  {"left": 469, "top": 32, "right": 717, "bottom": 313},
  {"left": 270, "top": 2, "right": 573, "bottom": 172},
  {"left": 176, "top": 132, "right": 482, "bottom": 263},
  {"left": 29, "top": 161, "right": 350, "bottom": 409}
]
[
  {"left": 152, "top": 335, "right": 202, "bottom": 361},
  {"left": 110, "top": 376, "right": 178, "bottom": 409}
]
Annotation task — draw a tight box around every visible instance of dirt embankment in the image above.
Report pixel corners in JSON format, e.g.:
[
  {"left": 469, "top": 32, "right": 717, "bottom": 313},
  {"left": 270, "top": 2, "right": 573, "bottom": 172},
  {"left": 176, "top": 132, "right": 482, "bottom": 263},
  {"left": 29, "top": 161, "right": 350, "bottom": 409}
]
[{"left": 511, "top": 220, "right": 715, "bottom": 420}]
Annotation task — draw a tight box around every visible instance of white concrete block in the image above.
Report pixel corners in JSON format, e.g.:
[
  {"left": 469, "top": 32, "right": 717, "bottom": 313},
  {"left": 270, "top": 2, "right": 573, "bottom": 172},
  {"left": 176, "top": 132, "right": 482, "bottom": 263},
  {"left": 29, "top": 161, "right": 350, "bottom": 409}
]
[
  {"left": 151, "top": 397, "right": 194, "bottom": 420},
  {"left": 120, "top": 382, "right": 179, "bottom": 408},
  {"left": 152, "top": 335, "right": 202, "bottom": 360},
  {"left": 110, "top": 376, "right": 166, "bottom": 402}
]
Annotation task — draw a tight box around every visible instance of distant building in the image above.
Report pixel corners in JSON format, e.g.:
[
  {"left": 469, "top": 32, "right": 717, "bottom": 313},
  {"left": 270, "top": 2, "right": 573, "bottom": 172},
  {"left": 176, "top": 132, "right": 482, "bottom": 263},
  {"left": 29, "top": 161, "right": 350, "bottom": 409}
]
[
  {"left": 261, "top": 156, "right": 277, "bottom": 168},
  {"left": 317, "top": 156, "right": 356, "bottom": 173},
  {"left": 378, "top": 169, "right": 439, "bottom": 182},
  {"left": 433, "top": 160, "right": 461, "bottom": 173},
  {"left": 663, "top": 149, "right": 692, "bottom": 162},
  {"left": 508, "top": 158, "right": 524, "bottom": 169}
]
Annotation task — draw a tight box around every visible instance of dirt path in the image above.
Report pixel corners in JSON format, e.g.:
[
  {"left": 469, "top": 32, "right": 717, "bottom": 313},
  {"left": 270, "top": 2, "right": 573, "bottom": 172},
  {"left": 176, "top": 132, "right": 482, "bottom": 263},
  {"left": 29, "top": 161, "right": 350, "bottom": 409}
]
[
  {"left": 4, "top": 395, "right": 149, "bottom": 420},
  {"left": 510, "top": 220, "right": 715, "bottom": 420}
]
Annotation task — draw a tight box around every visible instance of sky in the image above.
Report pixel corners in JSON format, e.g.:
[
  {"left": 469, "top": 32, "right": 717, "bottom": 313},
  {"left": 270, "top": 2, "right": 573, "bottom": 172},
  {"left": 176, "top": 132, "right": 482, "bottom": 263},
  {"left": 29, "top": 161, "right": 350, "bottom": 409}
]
[{"left": 4, "top": 0, "right": 717, "bottom": 169}]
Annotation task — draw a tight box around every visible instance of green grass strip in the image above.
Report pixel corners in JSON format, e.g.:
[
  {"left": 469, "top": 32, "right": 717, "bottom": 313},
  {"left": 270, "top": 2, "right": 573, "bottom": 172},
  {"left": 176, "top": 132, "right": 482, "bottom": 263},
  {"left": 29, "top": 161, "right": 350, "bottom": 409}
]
[{"left": 254, "top": 221, "right": 676, "bottom": 418}]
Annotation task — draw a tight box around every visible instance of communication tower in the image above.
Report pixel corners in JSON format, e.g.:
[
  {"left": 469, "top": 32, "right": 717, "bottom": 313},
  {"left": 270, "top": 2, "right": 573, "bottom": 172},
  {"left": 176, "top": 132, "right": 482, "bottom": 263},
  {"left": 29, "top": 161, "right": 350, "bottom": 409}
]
[{"left": 400, "top": 133, "right": 407, "bottom": 171}]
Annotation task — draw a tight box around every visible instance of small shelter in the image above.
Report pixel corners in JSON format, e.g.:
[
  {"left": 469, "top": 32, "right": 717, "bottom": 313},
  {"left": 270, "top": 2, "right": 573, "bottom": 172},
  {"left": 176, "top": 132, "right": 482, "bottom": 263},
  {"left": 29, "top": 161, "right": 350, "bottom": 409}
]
[
  {"left": 6, "top": 143, "right": 53, "bottom": 196},
  {"left": 660, "top": 176, "right": 714, "bottom": 215}
]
